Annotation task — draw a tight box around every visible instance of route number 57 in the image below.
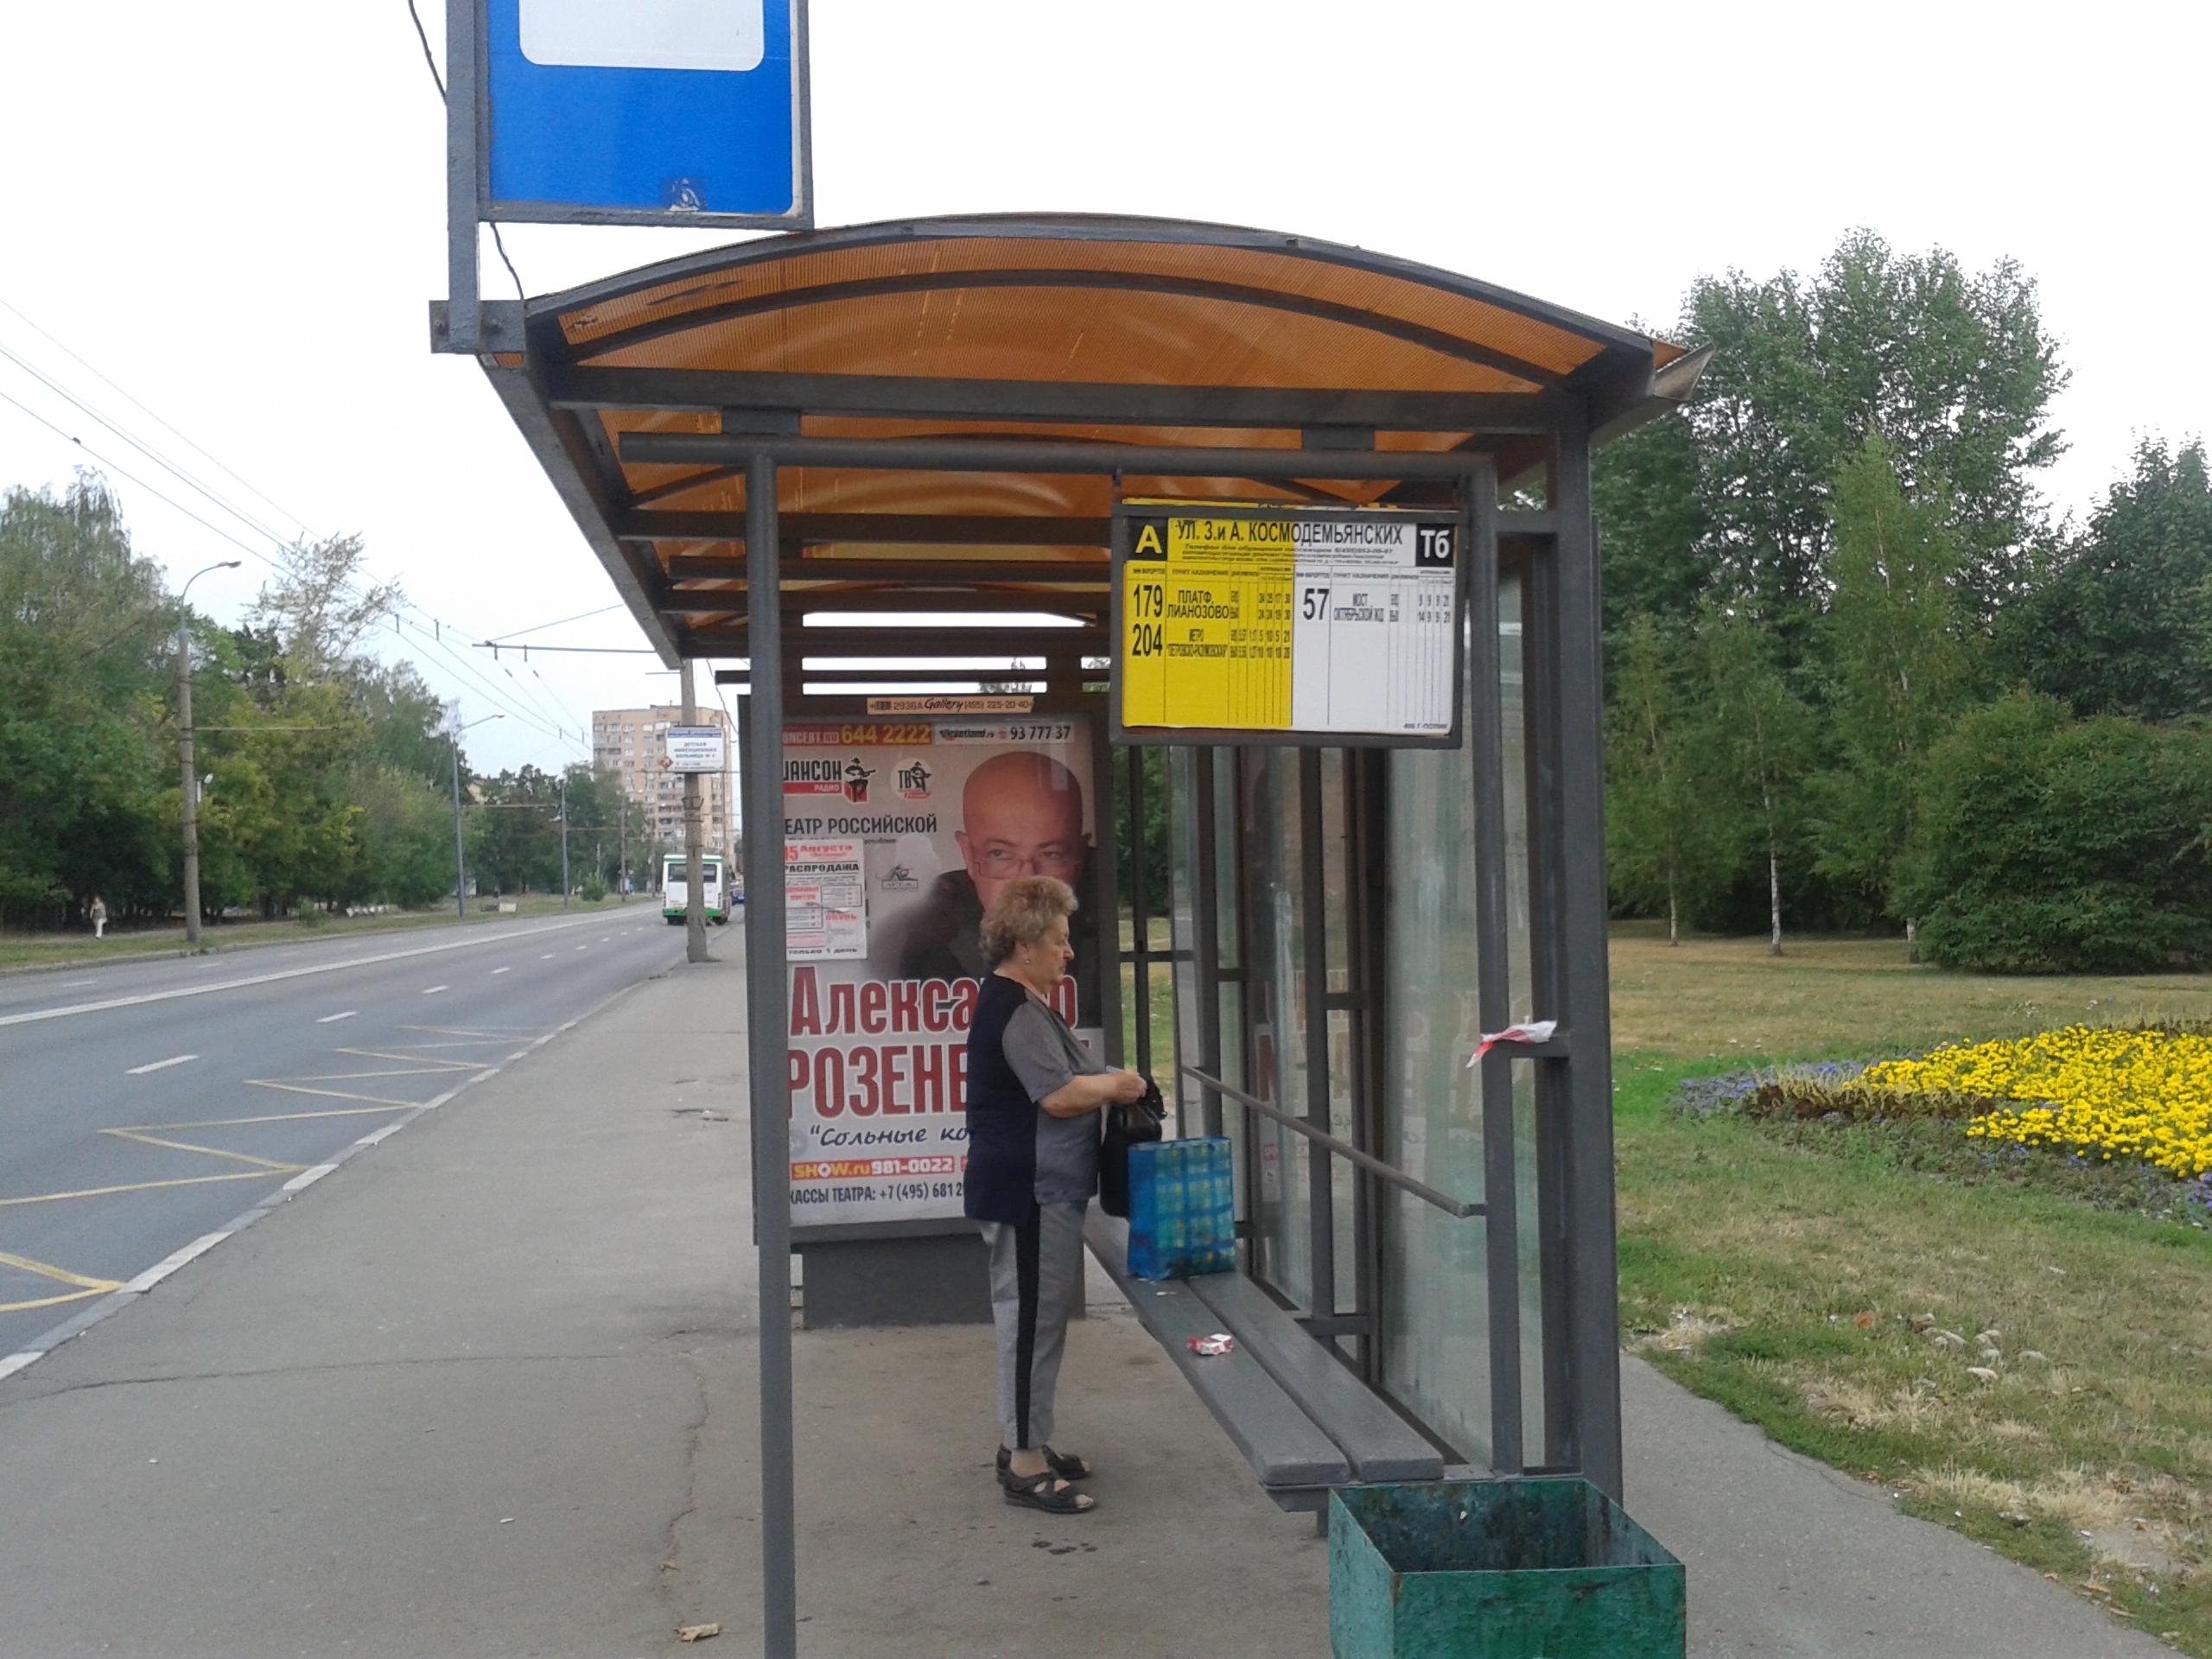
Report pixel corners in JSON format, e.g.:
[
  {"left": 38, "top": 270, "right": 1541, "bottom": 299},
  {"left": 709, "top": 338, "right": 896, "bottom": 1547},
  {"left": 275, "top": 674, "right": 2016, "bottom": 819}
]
[{"left": 1301, "top": 587, "right": 1330, "bottom": 620}]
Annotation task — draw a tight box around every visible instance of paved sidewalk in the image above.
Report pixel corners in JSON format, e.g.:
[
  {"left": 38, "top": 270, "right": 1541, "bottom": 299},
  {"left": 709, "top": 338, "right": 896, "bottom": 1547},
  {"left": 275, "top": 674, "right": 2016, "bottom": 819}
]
[{"left": 0, "top": 950, "right": 2171, "bottom": 1656}]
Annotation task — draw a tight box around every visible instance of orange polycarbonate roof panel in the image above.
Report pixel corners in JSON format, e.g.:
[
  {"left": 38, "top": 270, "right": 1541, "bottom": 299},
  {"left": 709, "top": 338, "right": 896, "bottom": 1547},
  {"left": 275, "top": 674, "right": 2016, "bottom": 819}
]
[{"left": 548, "top": 219, "right": 1645, "bottom": 387}]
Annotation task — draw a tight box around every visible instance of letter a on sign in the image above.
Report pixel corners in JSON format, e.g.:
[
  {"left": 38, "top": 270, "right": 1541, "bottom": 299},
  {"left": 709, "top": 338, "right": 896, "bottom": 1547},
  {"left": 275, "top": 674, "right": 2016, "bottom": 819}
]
[{"left": 1133, "top": 521, "right": 1164, "bottom": 558}]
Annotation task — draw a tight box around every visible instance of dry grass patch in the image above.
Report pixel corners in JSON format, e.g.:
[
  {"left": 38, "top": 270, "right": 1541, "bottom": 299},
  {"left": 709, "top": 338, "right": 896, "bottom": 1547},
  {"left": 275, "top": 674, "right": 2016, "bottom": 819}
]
[
  {"left": 1609, "top": 921, "right": 2212, "bottom": 1060},
  {"left": 1611, "top": 930, "right": 2212, "bottom": 1650}
]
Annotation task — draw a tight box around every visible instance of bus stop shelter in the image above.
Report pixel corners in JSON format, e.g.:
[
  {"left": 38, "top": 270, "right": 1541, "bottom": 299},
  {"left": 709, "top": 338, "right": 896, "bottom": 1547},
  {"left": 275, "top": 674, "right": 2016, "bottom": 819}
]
[{"left": 444, "top": 212, "right": 1703, "bottom": 1643}]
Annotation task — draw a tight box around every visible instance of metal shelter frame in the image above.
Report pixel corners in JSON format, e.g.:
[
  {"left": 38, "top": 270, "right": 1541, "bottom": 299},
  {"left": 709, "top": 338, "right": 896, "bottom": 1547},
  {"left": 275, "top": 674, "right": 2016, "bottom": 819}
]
[{"left": 438, "top": 213, "right": 1705, "bottom": 1656}]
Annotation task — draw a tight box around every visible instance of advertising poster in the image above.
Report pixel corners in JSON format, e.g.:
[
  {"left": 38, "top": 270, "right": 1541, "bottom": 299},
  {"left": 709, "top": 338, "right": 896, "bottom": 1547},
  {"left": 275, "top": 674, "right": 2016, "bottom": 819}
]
[
  {"left": 782, "top": 713, "right": 1100, "bottom": 1228},
  {"left": 784, "top": 837, "right": 868, "bottom": 960}
]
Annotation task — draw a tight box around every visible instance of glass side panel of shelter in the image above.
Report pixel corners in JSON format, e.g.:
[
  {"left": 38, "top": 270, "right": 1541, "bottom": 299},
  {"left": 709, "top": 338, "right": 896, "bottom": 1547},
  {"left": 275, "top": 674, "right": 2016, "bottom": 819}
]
[{"left": 1121, "top": 569, "right": 1546, "bottom": 1471}]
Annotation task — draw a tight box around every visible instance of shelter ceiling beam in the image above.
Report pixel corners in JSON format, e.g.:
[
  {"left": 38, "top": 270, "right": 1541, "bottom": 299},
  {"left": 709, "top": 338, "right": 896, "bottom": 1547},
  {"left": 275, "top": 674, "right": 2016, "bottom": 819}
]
[
  {"left": 681, "top": 626, "right": 1107, "bottom": 654},
  {"left": 621, "top": 511, "right": 1115, "bottom": 546},
  {"left": 619, "top": 433, "right": 1489, "bottom": 481},
  {"left": 560, "top": 270, "right": 1573, "bottom": 387},
  {"left": 547, "top": 365, "right": 1559, "bottom": 434},
  {"left": 670, "top": 557, "right": 1108, "bottom": 585},
  {"left": 658, "top": 591, "right": 1105, "bottom": 616}
]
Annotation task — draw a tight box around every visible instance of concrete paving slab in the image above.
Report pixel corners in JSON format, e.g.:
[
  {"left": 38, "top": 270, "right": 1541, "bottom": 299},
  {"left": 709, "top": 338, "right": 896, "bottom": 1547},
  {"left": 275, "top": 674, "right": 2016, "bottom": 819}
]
[{"left": 664, "top": 1313, "right": 1332, "bottom": 1657}]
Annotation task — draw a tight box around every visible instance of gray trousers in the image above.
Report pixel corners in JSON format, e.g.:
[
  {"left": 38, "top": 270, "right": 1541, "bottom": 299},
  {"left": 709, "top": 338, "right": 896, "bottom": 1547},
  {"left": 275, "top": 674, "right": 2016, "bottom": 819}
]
[{"left": 979, "top": 1201, "right": 1085, "bottom": 1450}]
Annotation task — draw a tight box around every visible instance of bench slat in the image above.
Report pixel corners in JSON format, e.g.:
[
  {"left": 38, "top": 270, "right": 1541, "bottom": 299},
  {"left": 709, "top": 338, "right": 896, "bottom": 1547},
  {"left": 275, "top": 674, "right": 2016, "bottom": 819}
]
[
  {"left": 1084, "top": 1211, "right": 1349, "bottom": 1490},
  {"left": 1185, "top": 1269, "right": 1446, "bottom": 1483}
]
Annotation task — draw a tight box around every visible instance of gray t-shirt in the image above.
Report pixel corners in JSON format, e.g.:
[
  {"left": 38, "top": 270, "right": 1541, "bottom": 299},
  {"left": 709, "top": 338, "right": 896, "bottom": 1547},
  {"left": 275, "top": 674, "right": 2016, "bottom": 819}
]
[{"left": 1001, "top": 988, "right": 1104, "bottom": 1205}]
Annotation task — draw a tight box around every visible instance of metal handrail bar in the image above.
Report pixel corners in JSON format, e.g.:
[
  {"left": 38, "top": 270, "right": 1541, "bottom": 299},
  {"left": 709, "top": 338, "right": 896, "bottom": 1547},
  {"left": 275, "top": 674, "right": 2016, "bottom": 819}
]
[{"left": 1179, "top": 1065, "right": 1483, "bottom": 1220}]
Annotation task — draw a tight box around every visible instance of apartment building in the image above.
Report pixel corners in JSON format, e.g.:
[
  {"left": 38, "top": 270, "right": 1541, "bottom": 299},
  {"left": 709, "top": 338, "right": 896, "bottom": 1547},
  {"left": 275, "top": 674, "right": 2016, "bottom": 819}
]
[{"left": 591, "top": 704, "right": 733, "bottom": 861}]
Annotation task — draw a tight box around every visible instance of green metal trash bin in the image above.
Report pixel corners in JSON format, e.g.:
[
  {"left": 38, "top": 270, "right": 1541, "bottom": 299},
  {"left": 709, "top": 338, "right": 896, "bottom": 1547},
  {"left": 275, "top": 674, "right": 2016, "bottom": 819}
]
[{"left": 1330, "top": 1478, "right": 1685, "bottom": 1659}]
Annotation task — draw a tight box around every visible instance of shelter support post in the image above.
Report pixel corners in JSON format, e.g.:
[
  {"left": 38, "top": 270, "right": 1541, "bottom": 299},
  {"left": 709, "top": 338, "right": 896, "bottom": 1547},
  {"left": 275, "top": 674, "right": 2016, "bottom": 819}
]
[
  {"left": 1548, "top": 410, "right": 1624, "bottom": 1499},
  {"left": 741, "top": 453, "right": 799, "bottom": 1658},
  {"left": 682, "top": 661, "right": 708, "bottom": 963},
  {"left": 1465, "top": 457, "right": 1525, "bottom": 1475}
]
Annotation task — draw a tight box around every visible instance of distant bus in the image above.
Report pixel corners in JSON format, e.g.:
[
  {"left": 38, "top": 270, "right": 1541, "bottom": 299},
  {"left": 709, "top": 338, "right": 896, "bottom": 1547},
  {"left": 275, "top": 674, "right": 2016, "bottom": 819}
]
[{"left": 662, "top": 854, "right": 732, "bottom": 925}]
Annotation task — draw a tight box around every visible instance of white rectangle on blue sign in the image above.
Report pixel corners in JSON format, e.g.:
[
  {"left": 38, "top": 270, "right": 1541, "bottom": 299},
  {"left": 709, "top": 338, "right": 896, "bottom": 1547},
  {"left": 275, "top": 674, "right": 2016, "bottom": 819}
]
[
  {"left": 522, "top": 0, "right": 765, "bottom": 73},
  {"left": 487, "top": 0, "right": 807, "bottom": 225}
]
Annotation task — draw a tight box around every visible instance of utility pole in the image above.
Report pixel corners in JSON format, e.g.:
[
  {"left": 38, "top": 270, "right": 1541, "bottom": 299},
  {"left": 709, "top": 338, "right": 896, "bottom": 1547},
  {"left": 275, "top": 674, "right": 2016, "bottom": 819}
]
[
  {"left": 681, "top": 661, "right": 709, "bottom": 963},
  {"left": 175, "top": 560, "right": 240, "bottom": 949},
  {"left": 450, "top": 739, "right": 467, "bottom": 920},
  {"left": 619, "top": 794, "right": 627, "bottom": 899},
  {"left": 448, "top": 712, "right": 502, "bottom": 919},
  {"left": 559, "top": 770, "right": 571, "bottom": 909}
]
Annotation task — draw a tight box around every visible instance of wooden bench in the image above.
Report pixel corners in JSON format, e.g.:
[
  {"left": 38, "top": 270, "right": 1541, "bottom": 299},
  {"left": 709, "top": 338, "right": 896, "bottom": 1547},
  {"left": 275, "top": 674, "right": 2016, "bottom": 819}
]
[{"left": 1084, "top": 1211, "right": 1445, "bottom": 1513}]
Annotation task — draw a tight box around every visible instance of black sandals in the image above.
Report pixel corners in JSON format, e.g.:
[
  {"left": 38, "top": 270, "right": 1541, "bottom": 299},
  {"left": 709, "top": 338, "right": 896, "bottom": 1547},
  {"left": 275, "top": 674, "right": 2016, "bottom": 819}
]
[
  {"left": 996, "top": 1445, "right": 1090, "bottom": 1482},
  {"left": 999, "top": 1465, "right": 1095, "bottom": 1514}
]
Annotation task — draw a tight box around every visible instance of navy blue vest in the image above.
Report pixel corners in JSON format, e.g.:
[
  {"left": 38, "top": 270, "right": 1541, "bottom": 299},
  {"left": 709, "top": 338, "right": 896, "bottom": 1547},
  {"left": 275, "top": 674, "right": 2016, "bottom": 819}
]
[{"left": 963, "top": 973, "right": 1039, "bottom": 1224}]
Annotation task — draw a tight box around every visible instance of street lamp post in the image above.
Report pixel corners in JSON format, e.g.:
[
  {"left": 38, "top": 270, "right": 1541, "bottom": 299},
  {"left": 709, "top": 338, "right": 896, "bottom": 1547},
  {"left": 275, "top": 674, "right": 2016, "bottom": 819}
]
[
  {"left": 558, "top": 770, "right": 570, "bottom": 909},
  {"left": 448, "top": 713, "right": 503, "bottom": 920},
  {"left": 175, "top": 559, "right": 242, "bottom": 949}
]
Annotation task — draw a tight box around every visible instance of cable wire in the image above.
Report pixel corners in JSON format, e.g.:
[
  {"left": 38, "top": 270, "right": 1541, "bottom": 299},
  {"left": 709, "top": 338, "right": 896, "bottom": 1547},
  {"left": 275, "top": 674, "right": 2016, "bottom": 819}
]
[
  {"left": 404, "top": 0, "right": 446, "bottom": 99},
  {"left": 0, "top": 296, "right": 313, "bottom": 537}
]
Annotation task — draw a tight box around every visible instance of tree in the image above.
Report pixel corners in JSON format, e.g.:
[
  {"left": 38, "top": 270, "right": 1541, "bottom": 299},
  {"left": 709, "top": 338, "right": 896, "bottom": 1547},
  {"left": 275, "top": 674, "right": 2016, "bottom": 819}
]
[
  {"left": 1808, "top": 435, "right": 1979, "bottom": 927},
  {"left": 1898, "top": 694, "right": 2212, "bottom": 972},
  {"left": 245, "top": 532, "right": 401, "bottom": 677},
  {"left": 1599, "top": 231, "right": 2068, "bottom": 653},
  {"left": 346, "top": 766, "right": 456, "bottom": 908},
  {"left": 1605, "top": 617, "right": 1713, "bottom": 943},
  {"left": 1593, "top": 410, "right": 1710, "bottom": 658},
  {"left": 1999, "top": 438, "right": 2212, "bottom": 721},
  {"left": 1686, "top": 604, "right": 1817, "bottom": 954},
  {"left": 470, "top": 766, "right": 565, "bottom": 895},
  {"left": 0, "top": 477, "right": 174, "bottom": 923}
]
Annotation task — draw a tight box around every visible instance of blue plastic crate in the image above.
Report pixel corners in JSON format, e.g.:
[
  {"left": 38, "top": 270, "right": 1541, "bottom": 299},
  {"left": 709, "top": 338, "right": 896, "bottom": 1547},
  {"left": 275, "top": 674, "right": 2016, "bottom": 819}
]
[{"left": 1126, "top": 1136, "right": 1236, "bottom": 1280}]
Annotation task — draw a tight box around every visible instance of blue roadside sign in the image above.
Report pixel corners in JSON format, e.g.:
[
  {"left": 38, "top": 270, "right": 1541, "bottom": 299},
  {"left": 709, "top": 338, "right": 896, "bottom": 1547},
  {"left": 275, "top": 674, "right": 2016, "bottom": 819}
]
[{"left": 484, "top": 0, "right": 810, "bottom": 227}]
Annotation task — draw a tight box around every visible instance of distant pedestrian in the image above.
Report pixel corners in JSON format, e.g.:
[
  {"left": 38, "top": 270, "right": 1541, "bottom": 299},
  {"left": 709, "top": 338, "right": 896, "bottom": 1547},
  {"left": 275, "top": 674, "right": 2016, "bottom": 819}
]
[{"left": 89, "top": 895, "right": 108, "bottom": 939}]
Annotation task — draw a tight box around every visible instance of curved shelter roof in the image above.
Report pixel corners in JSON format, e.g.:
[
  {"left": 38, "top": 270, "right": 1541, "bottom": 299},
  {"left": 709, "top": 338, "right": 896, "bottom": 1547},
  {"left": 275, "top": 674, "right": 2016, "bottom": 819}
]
[{"left": 472, "top": 213, "right": 1699, "bottom": 662}]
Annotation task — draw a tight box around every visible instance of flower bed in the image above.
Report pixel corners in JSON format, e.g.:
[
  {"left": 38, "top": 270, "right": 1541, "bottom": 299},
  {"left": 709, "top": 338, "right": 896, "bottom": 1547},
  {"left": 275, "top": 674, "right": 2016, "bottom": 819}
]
[{"left": 1863, "top": 1027, "right": 2212, "bottom": 1179}]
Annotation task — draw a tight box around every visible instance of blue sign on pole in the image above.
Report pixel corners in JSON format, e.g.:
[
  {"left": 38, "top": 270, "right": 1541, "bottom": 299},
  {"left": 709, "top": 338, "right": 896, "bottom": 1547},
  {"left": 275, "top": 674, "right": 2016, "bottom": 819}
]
[{"left": 484, "top": 0, "right": 810, "bottom": 227}]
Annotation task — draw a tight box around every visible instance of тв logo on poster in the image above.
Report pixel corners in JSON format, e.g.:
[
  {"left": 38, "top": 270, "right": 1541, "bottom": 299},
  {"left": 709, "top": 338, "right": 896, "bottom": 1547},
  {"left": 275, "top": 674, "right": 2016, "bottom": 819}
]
[{"left": 896, "top": 760, "right": 932, "bottom": 799}]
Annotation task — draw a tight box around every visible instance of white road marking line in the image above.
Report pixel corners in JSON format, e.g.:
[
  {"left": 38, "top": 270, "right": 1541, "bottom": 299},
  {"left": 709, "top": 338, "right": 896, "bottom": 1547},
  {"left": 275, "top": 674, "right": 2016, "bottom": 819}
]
[
  {"left": 0, "top": 1351, "right": 42, "bottom": 1382},
  {"left": 60, "top": 978, "right": 95, "bottom": 988},
  {"left": 125, "top": 1054, "right": 198, "bottom": 1076},
  {"left": 575, "top": 944, "right": 588, "bottom": 951},
  {"left": 316, "top": 1010, "right": 358, "bottom": 1024},
  {"left": 540, "top": 953, "right": 554, "bottom": 959},
  {"left": 282, "top": 1164, "right": 339, "bottom": 1193},
  {"left": 0, "top": 915, "right": 610, "bottom": 1028},
  {"left": 492, "top": 966, "right": 512, "bottom": 975},
  {"left": 423, "top": 985, "right": 448, "bottom": 995}
]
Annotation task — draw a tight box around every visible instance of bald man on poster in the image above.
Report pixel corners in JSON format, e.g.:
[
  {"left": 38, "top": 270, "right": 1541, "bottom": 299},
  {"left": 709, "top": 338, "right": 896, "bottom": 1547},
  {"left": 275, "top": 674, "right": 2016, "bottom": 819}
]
[{"left": 881, "top": 750, "right": 1100, "bottom": 1022}]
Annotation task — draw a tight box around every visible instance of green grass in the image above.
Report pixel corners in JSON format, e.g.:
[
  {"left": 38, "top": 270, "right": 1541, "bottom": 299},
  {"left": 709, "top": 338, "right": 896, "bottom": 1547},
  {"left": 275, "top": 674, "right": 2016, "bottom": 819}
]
[
  {"left": 1117, "top": 912, "right": 1179, "bottom": 1100},
  {"left": 1612, "top": 931, "right": 2212, "bottom": 1652},
  {"left": 0, "top": 893, "right": 634, "bottom": 973}
]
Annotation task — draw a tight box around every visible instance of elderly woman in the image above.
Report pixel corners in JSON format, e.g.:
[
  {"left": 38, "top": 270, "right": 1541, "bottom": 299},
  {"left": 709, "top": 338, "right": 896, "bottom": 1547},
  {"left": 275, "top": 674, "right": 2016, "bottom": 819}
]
[{"left": 965, "top": 874, "right": 1147, "bottom": 1515}]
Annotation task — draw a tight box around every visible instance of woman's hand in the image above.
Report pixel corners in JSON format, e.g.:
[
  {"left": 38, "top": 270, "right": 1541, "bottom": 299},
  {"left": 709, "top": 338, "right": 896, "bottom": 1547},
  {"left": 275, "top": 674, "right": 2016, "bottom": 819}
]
[{"left": 1039, "top": 1068, "right": 1150, "bottom": 1118}]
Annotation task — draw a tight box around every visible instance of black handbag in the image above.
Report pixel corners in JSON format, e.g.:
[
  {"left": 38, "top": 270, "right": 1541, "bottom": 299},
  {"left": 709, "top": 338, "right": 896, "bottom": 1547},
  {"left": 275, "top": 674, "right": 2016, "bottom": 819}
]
[{"left": 1097, "top": 1076, "right": 1165, "bottom": 1218}]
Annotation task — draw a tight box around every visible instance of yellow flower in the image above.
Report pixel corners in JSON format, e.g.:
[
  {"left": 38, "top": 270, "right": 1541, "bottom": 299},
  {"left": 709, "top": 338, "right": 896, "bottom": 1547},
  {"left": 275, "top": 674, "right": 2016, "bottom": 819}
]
[{"left": 1862, "top": 1027, "right": 2212, "bottom": 1179}]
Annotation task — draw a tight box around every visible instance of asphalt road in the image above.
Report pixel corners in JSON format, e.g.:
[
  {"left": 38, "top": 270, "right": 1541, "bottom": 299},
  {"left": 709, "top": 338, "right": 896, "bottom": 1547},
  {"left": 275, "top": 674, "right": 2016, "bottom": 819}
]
[{"left": 0, "top": 904, "right": 701, "bottom": 1359}]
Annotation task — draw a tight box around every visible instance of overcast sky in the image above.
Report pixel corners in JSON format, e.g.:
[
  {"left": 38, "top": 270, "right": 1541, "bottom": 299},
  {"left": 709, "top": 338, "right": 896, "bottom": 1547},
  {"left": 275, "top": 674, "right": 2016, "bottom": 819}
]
[{"left": 1, "top": 1, "right": 2204, "bottom": 775}]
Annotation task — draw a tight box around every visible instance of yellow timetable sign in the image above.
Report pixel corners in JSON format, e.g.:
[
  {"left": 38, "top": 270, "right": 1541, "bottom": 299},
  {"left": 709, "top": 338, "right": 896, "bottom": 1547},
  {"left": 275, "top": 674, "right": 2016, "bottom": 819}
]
[{"left": 1117, "top": 505, "right": 1459, "bottom": 739}]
